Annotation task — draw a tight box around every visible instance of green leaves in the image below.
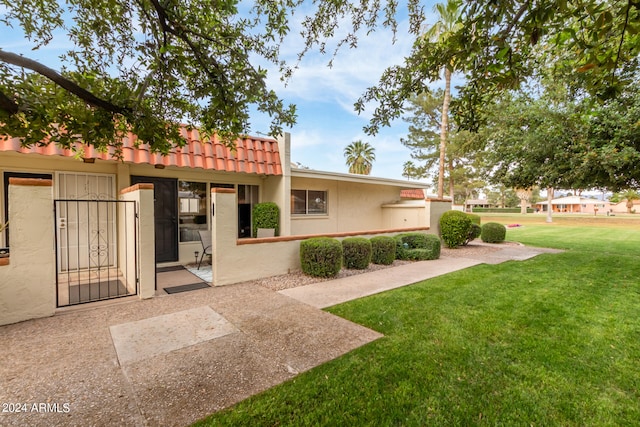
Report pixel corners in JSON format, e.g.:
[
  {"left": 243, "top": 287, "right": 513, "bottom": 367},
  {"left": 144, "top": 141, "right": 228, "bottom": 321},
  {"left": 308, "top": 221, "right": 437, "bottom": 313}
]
[
  {"left": 344, "top": 140, "right": 376, "bottom": 175},
  {"left": 0, "top": 0, "right": 298, "bottom": 153}
]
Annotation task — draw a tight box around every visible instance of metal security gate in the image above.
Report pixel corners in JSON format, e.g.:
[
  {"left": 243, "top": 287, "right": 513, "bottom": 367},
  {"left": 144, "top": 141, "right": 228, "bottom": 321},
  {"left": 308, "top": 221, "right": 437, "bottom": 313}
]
[{"left": 54, "top": 199, "right": 138, "bottom": 307}]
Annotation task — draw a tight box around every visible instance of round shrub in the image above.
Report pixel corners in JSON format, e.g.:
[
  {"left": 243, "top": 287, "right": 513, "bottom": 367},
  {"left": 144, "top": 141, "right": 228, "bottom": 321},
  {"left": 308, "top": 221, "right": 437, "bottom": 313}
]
[
  {"left": 439, "top": 210, "right": 473, "bottom": 248},
  {"left": 252, "top": 202, "right": 279, "bottom": 237},
  {"left": 421, "top": 234, "right": 441, "bottom": 260},
  {"left": 465, "top": 223, "right": 482, "bottom": 245},
  {"left": 342, "top": 237, "right": 372, "bottom": 270},
  {"left": 395, "top": 233, "right": 441, "bottom": 260},
  {"left": 370, "top": 236, "right": 396, "bottom": 265},
  {"left": 300, "top": 237, "right": 343, "bottom": 277},
  {"left": 481, "top": 222, "right": 507, "bottom": 243}
]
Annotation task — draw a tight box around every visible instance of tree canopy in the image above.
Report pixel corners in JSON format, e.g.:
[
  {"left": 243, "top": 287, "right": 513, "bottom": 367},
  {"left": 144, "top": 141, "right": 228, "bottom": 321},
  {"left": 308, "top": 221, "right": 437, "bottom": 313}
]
[
  {"left": 477, "top": 83, "right": 640, "bottom": 193},
  {"left": 352, "top": 0, "right": 640, "bottom": 134},
  {"left": 0, "top": 0, "right": 298, "bottom": 153},
  {"left": 1, "top": 0, "right": 638, "bottom": 158}
]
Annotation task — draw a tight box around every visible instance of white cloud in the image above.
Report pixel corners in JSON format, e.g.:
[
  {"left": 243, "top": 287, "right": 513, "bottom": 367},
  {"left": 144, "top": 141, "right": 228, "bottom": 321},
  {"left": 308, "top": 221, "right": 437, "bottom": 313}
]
[{"left": 265, "top": 15, "right": 417, "bottom": 115}]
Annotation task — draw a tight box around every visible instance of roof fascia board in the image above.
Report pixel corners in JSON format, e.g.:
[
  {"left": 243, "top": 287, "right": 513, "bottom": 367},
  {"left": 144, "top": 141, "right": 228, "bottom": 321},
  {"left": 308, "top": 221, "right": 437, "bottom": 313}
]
[{"left": 291, "top": 168, "right": 429, "bottom": 189}]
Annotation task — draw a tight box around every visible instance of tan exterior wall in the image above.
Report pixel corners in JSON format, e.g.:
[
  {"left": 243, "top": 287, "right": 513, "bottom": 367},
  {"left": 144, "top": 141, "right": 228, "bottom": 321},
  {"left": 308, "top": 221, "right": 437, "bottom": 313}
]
[
  {"left": 425, "top": 199, "right": 452, "bottom": 235},
  {"left": 119, "top": 184, "right": 156, "bottom": 299},
  {"left": 381, "top": 203, "right": 427, "bottom": 229},
  {"left": 290, "top": 177, "right": 400, "bottom": 235},
  {"left": 0, "top": 153, "right": 264, "bottom": 265},
  {"left": 211, "top": 188, "right": 430, "bottom": 286},
  {"left": 0, "top": 179, "right": 56, "bottom": 326}
]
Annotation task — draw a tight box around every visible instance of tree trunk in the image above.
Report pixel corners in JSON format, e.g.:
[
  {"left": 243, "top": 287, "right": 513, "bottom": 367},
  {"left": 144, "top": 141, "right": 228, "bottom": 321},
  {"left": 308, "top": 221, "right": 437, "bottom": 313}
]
[
  {"left": 437, "top": 67, "right": 451, "bottom": 199},
  {"left": 546, "top": 187, "right": 554, "bottom": 223},
  {"left": 448, "top": 158, "right": 454, "bottom": 206}
]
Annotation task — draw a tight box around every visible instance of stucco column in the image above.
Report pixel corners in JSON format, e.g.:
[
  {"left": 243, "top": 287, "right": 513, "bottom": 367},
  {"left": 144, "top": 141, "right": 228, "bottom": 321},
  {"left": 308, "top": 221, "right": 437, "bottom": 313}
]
[
  {"left": 426, "top": 199, "right": 451, "bottom": 235},
  {"left": 210, "top": 188, "right": 237, "bottom": 286},
  {"left": 0, "top": 178, "right": 55, "bottom": 325},
  {"left": 120, "top": 184, "right": 155, "bottom": 299},
  {"left": 279, "top": 133, "right": 291, "bottom": 236}
]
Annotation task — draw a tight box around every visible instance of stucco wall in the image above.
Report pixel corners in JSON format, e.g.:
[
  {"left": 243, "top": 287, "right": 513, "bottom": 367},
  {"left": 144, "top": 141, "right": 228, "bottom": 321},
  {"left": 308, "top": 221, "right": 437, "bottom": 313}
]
[
  {"left": 119, "top": 184, "right": 156, "bottom": 299},
  {"left": 0, "top": 153, "right": 262, "bottom": 265},
  {"left": 425, "top": 199, "right": 452, "bottom": 235},
  {"left": 381, "top": 203, "right": 427, "bottom": 229},
  {"left": 0, "top": 179, "right": 56, "bottom": 326},
  {"left": 211, "top": 188, "right": 431, "bottom": 286},
  {"left": 290, "top": 177, "right": 401, "bottom": 235}
]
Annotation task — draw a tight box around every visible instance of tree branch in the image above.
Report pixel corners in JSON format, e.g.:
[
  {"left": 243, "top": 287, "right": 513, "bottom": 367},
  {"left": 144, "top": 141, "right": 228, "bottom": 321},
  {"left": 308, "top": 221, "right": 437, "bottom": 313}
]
[
  {"left": 0, "top": 89, "right": 19, "bottom": 115},
  {"left": 612, "top": 0, "right": 632, "bottom": 83},
  {"left": 146, "top": 0, "right": 230, "bottom": 102},
  {"left": 499, "top": 2, "right": 530, "bottom": 40},
  {"left": 0, "top": 50, "right": 129, "bottom": 115}
]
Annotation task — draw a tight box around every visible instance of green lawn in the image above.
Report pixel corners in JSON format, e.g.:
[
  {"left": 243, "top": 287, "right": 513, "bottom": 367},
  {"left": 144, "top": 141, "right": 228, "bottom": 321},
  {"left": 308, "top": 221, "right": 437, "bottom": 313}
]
[{"left": 195, "top": 223, "right": 640, "bottom": 426}]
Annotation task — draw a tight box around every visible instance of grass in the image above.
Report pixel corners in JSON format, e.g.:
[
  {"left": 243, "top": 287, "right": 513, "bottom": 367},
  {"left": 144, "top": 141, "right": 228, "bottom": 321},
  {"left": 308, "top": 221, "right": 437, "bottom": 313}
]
[{"left": 195, "top": 218, "right": 640, "bottom": 426}]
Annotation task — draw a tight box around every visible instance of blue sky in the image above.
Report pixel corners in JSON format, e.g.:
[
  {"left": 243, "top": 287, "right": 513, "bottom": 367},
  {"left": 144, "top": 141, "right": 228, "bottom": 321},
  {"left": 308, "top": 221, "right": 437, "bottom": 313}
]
[
  {"left": 1, "top": 2, "right": 441, "bottom": 183},
  {"left": 248, "top": 6, "right": 440, "bottom": 182}
]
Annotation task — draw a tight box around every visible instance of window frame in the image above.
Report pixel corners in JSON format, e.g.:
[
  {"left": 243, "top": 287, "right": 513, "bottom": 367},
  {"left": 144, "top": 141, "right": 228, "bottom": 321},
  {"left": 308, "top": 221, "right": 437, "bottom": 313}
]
[{"left": 291, "top": 189, "right": 328, "bottom": 216}]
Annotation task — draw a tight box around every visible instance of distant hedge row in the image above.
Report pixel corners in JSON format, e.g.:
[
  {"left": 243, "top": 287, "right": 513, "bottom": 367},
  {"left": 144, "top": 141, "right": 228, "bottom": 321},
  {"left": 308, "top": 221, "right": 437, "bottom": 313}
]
[
  {"left": 472, "top": 207, "right": 535, "bottom": 213},
  {"left": 300, "top": 232, "right": 441, "bottom": 278}
]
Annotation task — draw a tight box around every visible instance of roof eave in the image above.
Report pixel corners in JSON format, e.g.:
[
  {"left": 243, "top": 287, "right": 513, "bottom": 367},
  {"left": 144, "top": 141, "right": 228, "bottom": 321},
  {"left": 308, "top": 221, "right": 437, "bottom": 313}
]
[{"left": 291, "top": 168, "right": 430, "bottom": 189}]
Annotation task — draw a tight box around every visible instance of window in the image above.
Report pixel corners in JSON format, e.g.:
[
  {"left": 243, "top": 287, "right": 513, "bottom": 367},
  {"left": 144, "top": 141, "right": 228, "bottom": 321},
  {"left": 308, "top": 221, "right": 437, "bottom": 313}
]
[
  {"left": 178, "top": 181, "right": 207, "bottom": 242},
  {"left": 291, "top": 189, "right": 327, "bottom": 215}
]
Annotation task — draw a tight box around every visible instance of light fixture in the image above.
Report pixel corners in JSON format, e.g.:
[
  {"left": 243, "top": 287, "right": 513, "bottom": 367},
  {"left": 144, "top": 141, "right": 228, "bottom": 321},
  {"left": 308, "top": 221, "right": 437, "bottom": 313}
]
[{"left": 154, "top": 164, "right": 165, "bottom": 169}]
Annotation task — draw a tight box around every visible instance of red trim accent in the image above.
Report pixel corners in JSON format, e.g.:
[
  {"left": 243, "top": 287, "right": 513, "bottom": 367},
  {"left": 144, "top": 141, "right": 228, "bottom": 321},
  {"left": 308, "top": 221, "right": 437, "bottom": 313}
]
[
  {"left": 237, "top": 227, "right": 430, "bottom": 245},
  {"left": 8, "top": 178, "right": 53, "bottom": 187}
]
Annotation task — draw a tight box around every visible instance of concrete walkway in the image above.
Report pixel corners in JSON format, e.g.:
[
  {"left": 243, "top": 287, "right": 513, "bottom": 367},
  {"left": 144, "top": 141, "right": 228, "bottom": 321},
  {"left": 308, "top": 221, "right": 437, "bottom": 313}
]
[
  {"left": 0, "top": 243, "right": 559, "bottom": 427},
  {"left": 281, "top": 242, "right": 561, "bottom": 308},
  {"left": 280, "top": 257, "right": 483, "bottom": 308}
]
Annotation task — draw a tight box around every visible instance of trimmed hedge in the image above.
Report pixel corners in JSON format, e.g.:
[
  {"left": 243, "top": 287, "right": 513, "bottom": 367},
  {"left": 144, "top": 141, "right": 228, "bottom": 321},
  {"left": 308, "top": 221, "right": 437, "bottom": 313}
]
[
  {"left": 342, "top": 237, "right": 372, "bottom": 270},
  {"left": 252, "top": 202, "right": 280, "bottom": 237},
  {"left": 395, "top": 233, "right": 441, "bottom": 260},
  {"left": 440, "top": 210, "right": 473, "bottom": 248},
  {"left": 481, "top": 222, "right": 507, "bottom": 243},
  {"left": 300, "top": 237, "right": 343, "bottom": 277},
  {"left": 370, "top": 236, "right": 396, "bottom": 265},
  {"left": 472, "top": 207, "right": 535, "bottom": 213},
  {"left": 465, "top": 223, "right": 482, "bottom": 246}
]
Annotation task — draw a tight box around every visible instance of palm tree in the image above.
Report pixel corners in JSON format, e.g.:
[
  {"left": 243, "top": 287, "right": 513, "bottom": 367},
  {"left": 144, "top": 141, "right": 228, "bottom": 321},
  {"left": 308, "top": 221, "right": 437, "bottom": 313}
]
[
  {"left": 423, "top": 0, "right": 462, "bottom": 199},
  {"left": 344, "top": 140, "right": 376, "bottom": 175}
]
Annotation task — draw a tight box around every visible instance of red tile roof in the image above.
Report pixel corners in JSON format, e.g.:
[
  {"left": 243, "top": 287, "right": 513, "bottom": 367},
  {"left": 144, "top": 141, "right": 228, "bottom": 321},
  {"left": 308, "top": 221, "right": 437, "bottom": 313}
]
[
  {"left": 400, "top": 189, "right": 425, "bottom": 199},
  {"left": 0, "top": 127, "right": 282, "bottom": 175}
]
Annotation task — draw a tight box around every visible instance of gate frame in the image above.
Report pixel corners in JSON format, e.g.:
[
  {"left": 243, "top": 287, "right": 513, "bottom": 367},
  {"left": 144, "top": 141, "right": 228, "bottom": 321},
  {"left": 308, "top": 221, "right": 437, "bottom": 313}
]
[{"left": 54, "top": 199, "right": 139, "bottom": 307}]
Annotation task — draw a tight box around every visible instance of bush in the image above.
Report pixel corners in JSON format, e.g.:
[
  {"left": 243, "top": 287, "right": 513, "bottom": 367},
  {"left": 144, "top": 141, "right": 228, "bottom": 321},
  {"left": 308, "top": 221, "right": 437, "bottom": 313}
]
[
  {"left": 440, "top": 210, "right": 473, "bottom": 248},
  {"left": 370, "top": 236, "right": 396, "bottom": 265},
  {"left": 465, "top": 223, "right": 482, "bottom": 246},
  {"left": 342, "top": 237, "right": 372, "bottom": 270},
  {"left": 395, "top": 233, "right": 441, "bottom": 260},
  {"left": 472, "top": 207, "right": 535, "bottom": 213},
  {"left": 300, "top": 238, "right": 343, "bottom": 277},
  {"left": 252, "top": 202, "right": 279, "bottom": 237},
  {"left": 481, "top": 222, "right": 507, "bottom": 243}
]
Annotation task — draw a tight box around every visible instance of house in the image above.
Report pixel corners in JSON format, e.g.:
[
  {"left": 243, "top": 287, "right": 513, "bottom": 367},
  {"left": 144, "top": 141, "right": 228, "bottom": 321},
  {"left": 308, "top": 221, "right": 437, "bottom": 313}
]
[
  {"left": 465, "top": 199, "right": 492, "bottom": 212},
  {"left": 610, "top": 199, "right": 640, "bottom": 214},
  {"left": 0, "top": 131, "right": 449, "bottom": 325},
  {"left": 534, "top": 196, "right": 610, "bottom": 214}
]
